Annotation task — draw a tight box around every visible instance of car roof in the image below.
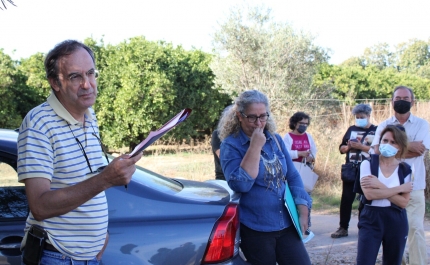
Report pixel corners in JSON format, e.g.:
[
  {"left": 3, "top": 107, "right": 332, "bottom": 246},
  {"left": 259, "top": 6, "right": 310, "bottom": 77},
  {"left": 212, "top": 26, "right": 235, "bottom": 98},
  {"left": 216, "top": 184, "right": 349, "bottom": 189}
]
[{"left": 0, "top": 128, "right": 19, "bottom": 155}]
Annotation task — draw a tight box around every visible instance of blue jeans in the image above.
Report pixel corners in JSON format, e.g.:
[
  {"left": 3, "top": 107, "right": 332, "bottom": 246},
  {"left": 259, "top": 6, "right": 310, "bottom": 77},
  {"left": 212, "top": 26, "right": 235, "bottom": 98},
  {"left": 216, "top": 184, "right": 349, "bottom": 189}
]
[
  {"left": 240, "top": 224, "right": 311, "bottom": 265},
  {"left": 23, "top": 250, "right": 100, "bottom": 265}
]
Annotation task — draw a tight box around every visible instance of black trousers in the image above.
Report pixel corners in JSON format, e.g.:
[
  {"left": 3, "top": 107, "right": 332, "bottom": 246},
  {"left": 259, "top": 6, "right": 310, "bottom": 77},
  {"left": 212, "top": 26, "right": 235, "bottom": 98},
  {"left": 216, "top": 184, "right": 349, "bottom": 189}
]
[
  {"left": 356, "top": 205, "right": 408, "bottom": 265},
  {"left": 240, "top": 224, "right": 311, "bottom": 265},
  {"left": 339, "top": 180, "right": 356, "bottom": 229}
]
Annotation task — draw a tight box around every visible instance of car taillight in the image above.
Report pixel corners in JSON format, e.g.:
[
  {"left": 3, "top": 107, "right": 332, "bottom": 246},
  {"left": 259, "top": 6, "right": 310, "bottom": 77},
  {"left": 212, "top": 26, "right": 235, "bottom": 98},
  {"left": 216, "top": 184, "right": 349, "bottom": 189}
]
[{"left": 202, "top": 203, "right": 240, "bottom": 264}]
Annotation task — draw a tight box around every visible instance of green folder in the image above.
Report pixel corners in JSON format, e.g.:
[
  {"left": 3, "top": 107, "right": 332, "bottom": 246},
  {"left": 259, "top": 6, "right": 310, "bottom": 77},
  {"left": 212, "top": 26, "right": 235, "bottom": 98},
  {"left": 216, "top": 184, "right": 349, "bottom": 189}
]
[{"left": 284, "top": 182, "right": 303, "bottom": 239}]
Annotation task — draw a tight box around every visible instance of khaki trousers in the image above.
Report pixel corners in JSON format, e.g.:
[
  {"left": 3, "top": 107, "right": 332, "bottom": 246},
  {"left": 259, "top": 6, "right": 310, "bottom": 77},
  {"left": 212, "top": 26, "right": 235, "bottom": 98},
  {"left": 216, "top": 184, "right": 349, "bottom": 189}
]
[{"left": 402, "top": 190, "right": 428, "bottom": 265}]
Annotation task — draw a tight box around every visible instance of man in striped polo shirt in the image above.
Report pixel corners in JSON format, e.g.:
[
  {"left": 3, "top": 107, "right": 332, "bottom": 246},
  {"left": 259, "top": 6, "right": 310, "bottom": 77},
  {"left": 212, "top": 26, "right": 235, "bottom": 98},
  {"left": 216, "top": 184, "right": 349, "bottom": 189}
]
[{"left": 17, "top": 40, "right": 143, "bottom": 264}]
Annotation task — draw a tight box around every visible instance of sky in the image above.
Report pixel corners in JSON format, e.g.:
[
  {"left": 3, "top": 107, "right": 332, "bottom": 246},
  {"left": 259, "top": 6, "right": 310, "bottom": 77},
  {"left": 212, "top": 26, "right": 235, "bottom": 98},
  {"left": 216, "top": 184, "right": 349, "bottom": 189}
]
[{"left": 1, "top": 0, "right": 429, "bottom": 65}]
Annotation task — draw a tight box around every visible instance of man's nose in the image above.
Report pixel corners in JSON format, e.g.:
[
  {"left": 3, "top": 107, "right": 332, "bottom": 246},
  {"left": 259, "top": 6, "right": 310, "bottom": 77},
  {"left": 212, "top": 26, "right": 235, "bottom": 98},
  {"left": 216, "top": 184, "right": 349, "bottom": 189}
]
[{"left": 81, "top": 75, "right": 92, "bottom": 89}]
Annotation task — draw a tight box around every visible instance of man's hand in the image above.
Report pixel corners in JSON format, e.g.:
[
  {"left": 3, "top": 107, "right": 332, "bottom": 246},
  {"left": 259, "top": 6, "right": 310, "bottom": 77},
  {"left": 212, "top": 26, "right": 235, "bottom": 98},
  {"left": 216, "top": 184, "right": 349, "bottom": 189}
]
[
  {"left": 408, "top": 141, "right": 426, "bottom": 155},
  {"left": 101, "top": 152, "right": 143, "bottom": 188},
  {"left": 24, "top": 152, "right": 143, "bottom": 221}
]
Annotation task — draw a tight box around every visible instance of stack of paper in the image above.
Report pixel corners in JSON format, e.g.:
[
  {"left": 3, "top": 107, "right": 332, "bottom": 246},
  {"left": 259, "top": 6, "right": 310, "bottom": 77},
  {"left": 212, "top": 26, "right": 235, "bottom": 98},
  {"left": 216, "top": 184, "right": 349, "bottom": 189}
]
[{"left": 129, "top": 108, "right": 192, "bottom": 157}]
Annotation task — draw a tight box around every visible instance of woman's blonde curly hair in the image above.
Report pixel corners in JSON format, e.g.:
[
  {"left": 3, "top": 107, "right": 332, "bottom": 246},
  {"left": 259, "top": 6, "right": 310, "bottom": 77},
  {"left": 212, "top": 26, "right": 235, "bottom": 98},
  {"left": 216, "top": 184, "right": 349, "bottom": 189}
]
[{"left": 217, "top": 90, "right": 277, "bottom": 141}]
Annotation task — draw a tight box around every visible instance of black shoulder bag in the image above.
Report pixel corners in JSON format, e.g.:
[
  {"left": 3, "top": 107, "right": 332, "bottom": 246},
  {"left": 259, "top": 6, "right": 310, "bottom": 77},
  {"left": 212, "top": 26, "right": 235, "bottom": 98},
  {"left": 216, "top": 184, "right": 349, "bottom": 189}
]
[
  {"left": 341, "top": 162, "right": 359, "bottom": 183},
  {"left": 340, "top": 131, "right": 370, "bottom": 183}
]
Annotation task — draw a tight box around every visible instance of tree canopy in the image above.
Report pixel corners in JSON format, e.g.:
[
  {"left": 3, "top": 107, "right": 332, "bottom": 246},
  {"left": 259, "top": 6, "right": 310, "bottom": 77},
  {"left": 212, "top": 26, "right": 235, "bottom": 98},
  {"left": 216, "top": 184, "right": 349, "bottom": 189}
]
[
  {"left": 314, "top": 39, "right": 430, "bottom": 102},
  {"left": 1, "top": 4, "right": 429, "bottom": 149},
  {"left": 0, "top": 50, "right": 45, "bottom": 128},
  {"left": 210, "top": 4, "right": 329, "bottom": 115},
  {"left": 86, "top": 37, "right": 230, "bottom": 150},
  {"left": 0, "top": 38, "right": 231, "bottom": 150}
]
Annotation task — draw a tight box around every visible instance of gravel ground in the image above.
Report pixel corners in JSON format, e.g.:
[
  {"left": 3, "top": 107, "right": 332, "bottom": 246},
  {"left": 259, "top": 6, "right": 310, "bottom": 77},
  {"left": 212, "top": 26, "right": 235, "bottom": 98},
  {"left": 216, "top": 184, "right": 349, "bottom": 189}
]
[{"left": 306, "top": 212, "right": 430, "bottom": 265}]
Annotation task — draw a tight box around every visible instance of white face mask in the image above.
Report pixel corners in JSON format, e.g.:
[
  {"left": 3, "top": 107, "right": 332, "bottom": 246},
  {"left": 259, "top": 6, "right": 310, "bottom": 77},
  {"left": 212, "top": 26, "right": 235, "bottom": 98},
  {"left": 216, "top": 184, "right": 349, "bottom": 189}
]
[{"left": 355, "top": 118, "right": 368, "bottom": 128}]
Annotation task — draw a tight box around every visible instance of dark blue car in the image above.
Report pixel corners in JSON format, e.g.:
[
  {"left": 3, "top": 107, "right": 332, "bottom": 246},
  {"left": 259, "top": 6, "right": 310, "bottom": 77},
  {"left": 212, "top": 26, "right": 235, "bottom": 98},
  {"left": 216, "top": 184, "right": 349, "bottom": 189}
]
[{"left": 0, "top": 129, "right": 249, "bottom": 265}]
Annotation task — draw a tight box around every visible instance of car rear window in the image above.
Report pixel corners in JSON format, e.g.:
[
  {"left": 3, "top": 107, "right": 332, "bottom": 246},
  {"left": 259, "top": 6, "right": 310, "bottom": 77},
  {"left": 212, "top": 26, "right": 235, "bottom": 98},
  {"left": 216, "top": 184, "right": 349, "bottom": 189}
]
[
  {"left": 0, "top": 162, "right": 28, "bottom": 219},
  {"left": 131, "top": 165, "right": 183, "bottom": 194}
]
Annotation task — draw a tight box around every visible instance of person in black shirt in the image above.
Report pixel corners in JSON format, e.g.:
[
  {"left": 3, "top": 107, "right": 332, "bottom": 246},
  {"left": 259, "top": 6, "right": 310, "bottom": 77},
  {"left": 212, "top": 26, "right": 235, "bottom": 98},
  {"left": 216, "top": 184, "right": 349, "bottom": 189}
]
[
  {"left": 331, "top": 104, "right": 377, "bottom": 238},
  {"left": 211, "top": 129, "right": 225, "bottom": 180},
  {"left": 211, "top": 106, "right": 232, "bottom": 180}
]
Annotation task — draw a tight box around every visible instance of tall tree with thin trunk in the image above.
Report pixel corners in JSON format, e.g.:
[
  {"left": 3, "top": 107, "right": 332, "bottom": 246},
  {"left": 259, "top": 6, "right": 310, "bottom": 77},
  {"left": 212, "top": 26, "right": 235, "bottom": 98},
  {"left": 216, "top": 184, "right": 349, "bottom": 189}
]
[{"left": 210, "top": 4, "right": 329, "bottom": 117}]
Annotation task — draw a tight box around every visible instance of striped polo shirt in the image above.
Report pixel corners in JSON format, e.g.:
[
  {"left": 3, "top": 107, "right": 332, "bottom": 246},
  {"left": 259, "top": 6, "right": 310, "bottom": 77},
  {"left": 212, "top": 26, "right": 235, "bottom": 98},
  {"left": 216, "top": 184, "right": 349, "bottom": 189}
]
[{"left": 17, "top": 92, "right": 108, "bottom": 260}]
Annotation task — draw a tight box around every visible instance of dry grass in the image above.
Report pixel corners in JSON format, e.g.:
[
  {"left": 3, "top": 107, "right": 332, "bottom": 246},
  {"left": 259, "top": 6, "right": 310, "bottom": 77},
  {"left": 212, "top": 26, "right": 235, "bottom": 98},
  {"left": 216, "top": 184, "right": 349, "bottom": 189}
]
[
  {"left": 137, "top": 101, "right": 430, "bottom": 212},
  {"left": 137, "top": 152, "right": 215, "bottom": 181},
  {"left": 0, "top": 163, "right": 21, "bottom": 187},
  {"left": 280, "top": 101, "right": 430, "bottom": 210}
]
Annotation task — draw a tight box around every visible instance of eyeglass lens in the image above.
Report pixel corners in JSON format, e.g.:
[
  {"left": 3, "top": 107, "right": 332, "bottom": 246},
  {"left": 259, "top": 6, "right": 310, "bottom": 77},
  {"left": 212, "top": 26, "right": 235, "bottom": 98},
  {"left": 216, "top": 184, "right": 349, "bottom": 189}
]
[
  {"left": 69, "top": 70, "right": 99, "bottom": 86},
  {"left": 242, "top": 112, "right": 269, "bottom": 122}
]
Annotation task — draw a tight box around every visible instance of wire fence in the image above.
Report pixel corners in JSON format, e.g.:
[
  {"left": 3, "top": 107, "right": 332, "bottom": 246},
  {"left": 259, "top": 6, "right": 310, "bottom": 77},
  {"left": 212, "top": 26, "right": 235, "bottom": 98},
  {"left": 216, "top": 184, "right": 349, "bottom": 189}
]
[{"left": 272, "top": 100, "right": 430, "bottom": 199}]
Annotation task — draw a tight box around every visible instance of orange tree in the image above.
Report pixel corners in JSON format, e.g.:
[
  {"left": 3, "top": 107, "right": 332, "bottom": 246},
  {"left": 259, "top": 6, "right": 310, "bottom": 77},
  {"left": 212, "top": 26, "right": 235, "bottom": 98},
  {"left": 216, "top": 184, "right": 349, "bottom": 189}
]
[{"left": 85, "top": 37, "right": 230, "bottom": 151}]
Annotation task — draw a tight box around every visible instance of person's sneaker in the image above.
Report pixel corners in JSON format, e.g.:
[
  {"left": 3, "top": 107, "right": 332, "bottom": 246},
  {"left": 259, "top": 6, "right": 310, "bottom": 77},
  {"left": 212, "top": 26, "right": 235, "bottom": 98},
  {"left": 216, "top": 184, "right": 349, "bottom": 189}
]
[{"left": 331, "top": 227, "right": 348, "bottom": 238}]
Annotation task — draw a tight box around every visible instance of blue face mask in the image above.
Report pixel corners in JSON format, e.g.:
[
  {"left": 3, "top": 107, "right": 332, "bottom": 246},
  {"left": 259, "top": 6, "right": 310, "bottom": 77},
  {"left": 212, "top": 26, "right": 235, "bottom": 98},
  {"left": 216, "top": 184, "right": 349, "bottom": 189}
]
[
  {"left": 379, "top": 144, "right": 398, "bottom": 157},
  {"left": 355, "top": 118, "right": 368, "bottom": 128}
]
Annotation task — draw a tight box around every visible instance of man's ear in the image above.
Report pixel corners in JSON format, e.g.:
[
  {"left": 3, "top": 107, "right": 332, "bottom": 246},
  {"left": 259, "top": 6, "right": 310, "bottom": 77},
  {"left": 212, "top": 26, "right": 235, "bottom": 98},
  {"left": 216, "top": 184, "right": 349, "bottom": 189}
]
[{"left": 48, "top": 77, "right": 61, "bottom": 92}]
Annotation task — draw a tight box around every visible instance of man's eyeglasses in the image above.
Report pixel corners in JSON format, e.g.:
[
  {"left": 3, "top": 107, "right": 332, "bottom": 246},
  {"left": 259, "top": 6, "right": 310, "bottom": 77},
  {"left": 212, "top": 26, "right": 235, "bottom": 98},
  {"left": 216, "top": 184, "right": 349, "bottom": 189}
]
[
  {"left": 67, "top": 69, "right": 99, "bottom": 87},
  {"left": 240, "top": 112, "right": 269, "bottom": 123}
]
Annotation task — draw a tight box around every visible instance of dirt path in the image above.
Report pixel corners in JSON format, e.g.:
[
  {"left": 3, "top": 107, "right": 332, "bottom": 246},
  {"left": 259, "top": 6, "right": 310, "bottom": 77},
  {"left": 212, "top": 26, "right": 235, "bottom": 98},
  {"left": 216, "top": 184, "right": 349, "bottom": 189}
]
[{"left": 307, "top": 212, "right": 430, "bottom": 264}]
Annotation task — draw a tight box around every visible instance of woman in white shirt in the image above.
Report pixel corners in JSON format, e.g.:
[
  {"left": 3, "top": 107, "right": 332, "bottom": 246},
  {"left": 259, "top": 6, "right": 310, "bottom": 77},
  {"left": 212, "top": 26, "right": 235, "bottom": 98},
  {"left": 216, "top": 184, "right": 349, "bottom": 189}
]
[
  {"left": 282, "top": 112, "right": 317, "bottom": 164},
  {"left": 357, "top": 125, "right": 413, "bottom": 265},
  {"left": 283, "top": 111, "right": 317, "bottom": 238}
]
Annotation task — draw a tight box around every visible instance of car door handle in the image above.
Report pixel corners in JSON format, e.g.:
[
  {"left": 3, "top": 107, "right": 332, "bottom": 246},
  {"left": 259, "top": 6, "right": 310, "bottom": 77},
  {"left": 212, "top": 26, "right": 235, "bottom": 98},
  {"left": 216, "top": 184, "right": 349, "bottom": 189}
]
[
  {"left": 0, "top": 243, "right": 21, "bottom": 250},
  {"left": 0, "top": 235, "right": 23, "bottom": 251}
]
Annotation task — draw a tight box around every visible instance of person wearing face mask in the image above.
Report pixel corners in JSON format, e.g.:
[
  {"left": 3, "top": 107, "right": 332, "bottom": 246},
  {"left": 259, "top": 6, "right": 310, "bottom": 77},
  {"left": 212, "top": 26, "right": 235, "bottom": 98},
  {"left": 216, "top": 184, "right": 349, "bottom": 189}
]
[
  {"left": 283, "top": 112, "right": 317, "bottom": 238},
  {"left": 331, "top": 104, "right": 377, "bottom": 238},
  {"left": 357, "top": 125, "right": 413, "bottom": 265},
  {"left": 282, "top": 112, "right": 317, "bottom": 165},
  {"left": 370, "top": 86, "right": 430, "bottom": 265},
  {"left": 219, "top": 90, "right": 312, "bottom": 265}
]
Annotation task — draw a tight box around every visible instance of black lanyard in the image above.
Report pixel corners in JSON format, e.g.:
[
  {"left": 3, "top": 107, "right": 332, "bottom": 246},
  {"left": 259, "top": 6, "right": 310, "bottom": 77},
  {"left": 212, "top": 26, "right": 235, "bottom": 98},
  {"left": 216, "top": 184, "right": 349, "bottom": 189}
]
[{"left": 67, "top": 122, "right": 110, "bottom": 174}]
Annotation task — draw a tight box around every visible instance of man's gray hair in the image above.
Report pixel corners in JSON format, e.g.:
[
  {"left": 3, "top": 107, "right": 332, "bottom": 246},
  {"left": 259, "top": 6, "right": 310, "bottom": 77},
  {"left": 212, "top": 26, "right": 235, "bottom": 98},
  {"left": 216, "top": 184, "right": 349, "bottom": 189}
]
[
  {"left": 393, "top": 85, "right": 415, "bottom": 101},
  {"left": 352, "top": 104, "right": 372, "bottom": 115}
]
